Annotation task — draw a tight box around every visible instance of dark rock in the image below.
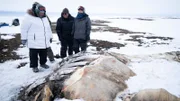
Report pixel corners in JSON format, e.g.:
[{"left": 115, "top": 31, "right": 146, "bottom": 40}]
[
  {"left": 89, "top": 39, "right": 125, "bottom": 51},
  {"left": 0, "top": 33, "right": 21, "bottom": 63},
  {"left": 17, "top": 62, "right": 28, "bottom": 68},
  {"left": 145, "top": 36, "right": 173, "bottom": 40},
  {"left": 136, "top": 18, "right": 154, "bottom": 21}
]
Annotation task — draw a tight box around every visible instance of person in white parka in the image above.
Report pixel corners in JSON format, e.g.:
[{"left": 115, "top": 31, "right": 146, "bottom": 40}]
[{"left": 21, "top": 2, "right": 52, "bottom": 73}]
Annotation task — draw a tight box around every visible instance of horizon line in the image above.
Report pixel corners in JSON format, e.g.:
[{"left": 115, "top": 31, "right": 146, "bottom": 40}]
[{"left": 0, "top": 10, "right": 180, "bottom": 17}]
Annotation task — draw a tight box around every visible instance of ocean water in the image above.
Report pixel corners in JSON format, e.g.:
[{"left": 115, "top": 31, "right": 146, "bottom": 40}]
[
  {"left": 1, "top": 11, "right": 180, "bottom": 18},
  {"left": 0, "top": 11, "right": 59, "bottom": 23},
  {"left": 1, "top": 11, "right": 180, "bottom": 29}
]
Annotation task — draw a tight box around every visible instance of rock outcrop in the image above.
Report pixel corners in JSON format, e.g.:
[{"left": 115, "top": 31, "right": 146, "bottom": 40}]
[
  {"left": 18, "top": 51, "right": 134, "bottom": 101},
  {"left": 63, "top": 55, "right": 135, "bottom": 101},
  {"left": 17, "top": 51, "right": 180, "bottom": 101},
  {"left": 130, "top": 89, "right": 180, "bottom": 101}
]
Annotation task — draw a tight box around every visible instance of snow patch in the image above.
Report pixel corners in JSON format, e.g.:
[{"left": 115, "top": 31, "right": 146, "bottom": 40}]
[
  {"left": 126, "top": 59, "right": 180, "bottom": 97},
  {"left": 1, "top": 35, "right": 15, "bottom": 40}
]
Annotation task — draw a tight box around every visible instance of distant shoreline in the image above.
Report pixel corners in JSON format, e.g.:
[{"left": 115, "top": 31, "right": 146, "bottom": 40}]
[{"left": 0, "top": 11, "right": 180, "bottom": 18}]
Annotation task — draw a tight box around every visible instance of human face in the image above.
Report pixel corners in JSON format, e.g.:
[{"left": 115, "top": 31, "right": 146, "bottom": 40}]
[
  {"left": 39, "top": 11, "right": 45, "bottom": 18},
  {"left": 63, "top": 13, "right": 69, "bottom": 18},
  {"left": 78, "top": 10, "right": 83, "bottom": 13},
  {"left": 37, "top": 6, "right": 46, "bottom": 18}
]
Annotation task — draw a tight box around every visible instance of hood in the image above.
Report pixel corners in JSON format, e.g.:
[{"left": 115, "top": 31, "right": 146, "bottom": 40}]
[
  {"left": 27, "top": 9, "right": 36, "bottom": 17},
  {"left": 27, "top": 9, "right": 46, "bottom": 18},
  {"left": 61, "top": 13, "right": 73, "bottom": 20}
]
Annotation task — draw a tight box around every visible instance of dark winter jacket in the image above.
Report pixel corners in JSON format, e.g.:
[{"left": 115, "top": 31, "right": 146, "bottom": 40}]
[
  {"left": 72, "top": 13, "right": 91, "bottom": 41},
  {"left": 56, "top": 14, "right": 74, "bottom": 41}
]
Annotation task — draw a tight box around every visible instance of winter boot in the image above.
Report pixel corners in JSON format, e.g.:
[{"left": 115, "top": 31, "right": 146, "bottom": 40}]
[
  {"left": 32, "top": 67, "right": 39, "bottom": 73},
  {"left": 54, "top": 54, "right": 61, "bottom": 59},
  {"left": 40, "top": 64, "right": 49, "bottom": 69},
  {"left": 50, "top": 59, "right": 55, "bottom": 63}
]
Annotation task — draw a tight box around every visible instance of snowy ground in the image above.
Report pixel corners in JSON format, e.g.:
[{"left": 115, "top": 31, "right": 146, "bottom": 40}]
[{"left": 0, "top": 16, "right": 180, "bottom": 101}]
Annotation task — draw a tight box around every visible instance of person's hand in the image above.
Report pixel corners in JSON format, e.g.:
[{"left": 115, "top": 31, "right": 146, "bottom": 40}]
[
  {"left": 21, "top": 40, "right": 27, "bottom": 45},
  {"left": 50, "top": 38, "right": 52, "bottom": 43}
]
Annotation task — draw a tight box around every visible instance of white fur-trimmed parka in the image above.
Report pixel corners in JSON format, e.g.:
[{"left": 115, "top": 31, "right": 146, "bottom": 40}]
[{"left": 21, "top": 10, "right": 52, "bottom": 49}]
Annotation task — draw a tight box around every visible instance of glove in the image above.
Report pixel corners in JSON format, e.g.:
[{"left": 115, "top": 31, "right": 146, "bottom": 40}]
[
  {"left": 50, "top": 38, "right": 52, "bottom": 43},
  {"left": 21, "top": 40, "right": 27, "bottom": 45}
]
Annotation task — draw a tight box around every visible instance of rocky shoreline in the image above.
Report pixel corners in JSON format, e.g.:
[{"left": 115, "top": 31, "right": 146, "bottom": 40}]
[{"left": 0, "top": 20, "right": 177, "bottom": 62}]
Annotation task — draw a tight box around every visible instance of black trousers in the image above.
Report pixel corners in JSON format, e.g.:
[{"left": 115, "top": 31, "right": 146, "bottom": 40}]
[
  {"left": 60, "top": 39, "right": 73, "bottom": 58},
  {"left": 73, "top": 39, "right": 87, "bottom": 54},
  {"left": 29, "top": 48, "right": 47, "bottom": 68}
]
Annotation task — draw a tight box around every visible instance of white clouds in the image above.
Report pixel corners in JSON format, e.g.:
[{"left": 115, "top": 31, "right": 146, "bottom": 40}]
[{"left": 0, "top": 0, "right": 179, "bottom": 16}]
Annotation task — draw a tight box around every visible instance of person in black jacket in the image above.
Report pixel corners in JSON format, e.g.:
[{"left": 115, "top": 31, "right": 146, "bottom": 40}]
[
  {"left": 56, "top": 8, "right": 74, "bottom": 58},
  {"left": 72, "top": 6, "right": 91, "bottom": 53}
]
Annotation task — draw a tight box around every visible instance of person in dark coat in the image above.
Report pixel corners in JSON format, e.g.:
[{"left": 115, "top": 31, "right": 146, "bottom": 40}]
[
  {"left": 72, "top": 6, "right": 91, "bottom": 53},
  {"left": 56, "top": 8, "right": 74, "bottom": 58}
]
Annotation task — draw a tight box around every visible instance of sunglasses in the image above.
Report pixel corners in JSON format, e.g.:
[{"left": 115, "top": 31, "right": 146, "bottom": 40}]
[
  {"left": 39, "top": 7, "right": 46, "bottom": 11},
  {"left": 39, "top": 11, "right": 45, "bottom": 13},
  {"left": 63, "top": 13, "right": 68, "bottom": 15}
]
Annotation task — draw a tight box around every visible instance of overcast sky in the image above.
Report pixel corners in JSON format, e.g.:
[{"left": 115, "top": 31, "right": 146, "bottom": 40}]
[{"left": 0, "top": 0, "right": 179, "bottom": 16}]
